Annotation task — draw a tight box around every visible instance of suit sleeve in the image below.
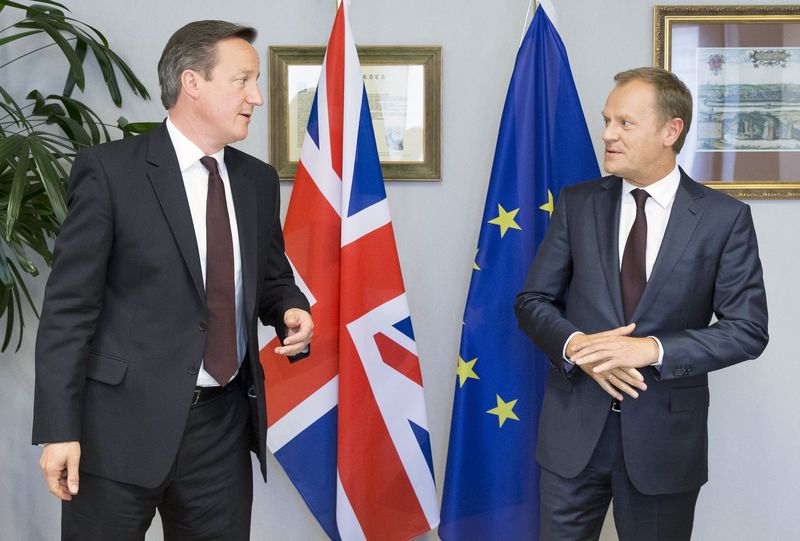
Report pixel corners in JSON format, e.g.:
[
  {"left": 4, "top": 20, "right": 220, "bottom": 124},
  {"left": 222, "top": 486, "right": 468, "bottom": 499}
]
[
  {"left": 514, "top": 187, "right": 581, "bottom": 374},
  {"left": 32, "top": 149, "right": 114, "bottom": 444},
  {"left": 657, "top": 204, "right": 768, "bottom": 379},
  {"left": 257, "top": 177, "right": 310, "bottom": 342}
]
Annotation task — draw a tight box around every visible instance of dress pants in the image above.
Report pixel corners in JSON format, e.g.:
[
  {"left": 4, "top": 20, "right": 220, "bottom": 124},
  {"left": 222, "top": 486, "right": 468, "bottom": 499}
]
[
  {"left": 61, "top": 381, "right": 253, "bottom": 541},
  {"left": 539, "top": 409, "right": 700, "bottom": 541}
]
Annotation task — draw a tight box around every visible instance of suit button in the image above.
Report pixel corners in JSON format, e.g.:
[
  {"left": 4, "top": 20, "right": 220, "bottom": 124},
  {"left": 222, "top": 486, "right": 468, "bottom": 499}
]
[
  {"left": 189, "top": 365, "right": 198, "bottom": 375},
  {"left": 198, "top": 321, "right": 208, "bottom": 331}
]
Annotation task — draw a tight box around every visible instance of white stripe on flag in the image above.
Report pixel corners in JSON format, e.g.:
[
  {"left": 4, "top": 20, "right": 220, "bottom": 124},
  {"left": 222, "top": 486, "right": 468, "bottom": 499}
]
[
  {"left": 299, "top": 130, "right": 342, "bottom": 217},
  {"left": 336, "top": 471, "right": 367, "bottom": 541},
  {"left": 341, "top": 198, "right": 391, "bottom": 247},
  {"left": 345, "top": 294, "right": 439, "bottom": 527},
  {"left": 266, "top": 375, "right": 339, "bottom": 452}
]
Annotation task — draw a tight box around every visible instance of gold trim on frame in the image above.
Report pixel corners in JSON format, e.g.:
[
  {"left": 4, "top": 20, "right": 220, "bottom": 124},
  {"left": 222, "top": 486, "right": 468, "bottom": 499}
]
[
  {"left": 268, "top": 45, "right": 442, "bottom": 181},
  {"left": 654, "top": 5, "right": 800, "bottom": 199}
]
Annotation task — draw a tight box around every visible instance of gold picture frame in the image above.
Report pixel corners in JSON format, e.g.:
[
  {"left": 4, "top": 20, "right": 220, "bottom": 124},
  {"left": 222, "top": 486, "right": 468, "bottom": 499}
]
[
  {"left": 655, "top": 5, "right": 800, "bottom": 199},
  {"left": 269, "top": 46, "right": 442, "bottom": 181}
]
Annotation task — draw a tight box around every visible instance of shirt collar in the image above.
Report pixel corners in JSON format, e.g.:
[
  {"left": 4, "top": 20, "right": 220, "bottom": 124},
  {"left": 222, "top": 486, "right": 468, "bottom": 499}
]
[
  {"left": 166, "top": 117, "right": 226, "bottom": 173},
  {"left": 621, "top": 164, "right": 680, "bottom": 209}
]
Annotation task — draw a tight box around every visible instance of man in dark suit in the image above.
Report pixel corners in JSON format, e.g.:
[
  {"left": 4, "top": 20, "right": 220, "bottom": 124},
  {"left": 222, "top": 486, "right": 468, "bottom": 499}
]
[
  {"left": 33, "top": 20, "right": 313, "bottom": 540},
  {"left": 515, "top": 67, "right": 768, "bottom": 540}
]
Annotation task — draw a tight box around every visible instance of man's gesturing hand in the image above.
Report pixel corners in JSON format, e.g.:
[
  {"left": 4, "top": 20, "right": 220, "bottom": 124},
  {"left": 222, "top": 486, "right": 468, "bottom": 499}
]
[
  {"left": 275, "top": 308, "right": 314, "bottom": 356},
  {"left": 40, "top": 441, "right": 81, "bottom": 500}
]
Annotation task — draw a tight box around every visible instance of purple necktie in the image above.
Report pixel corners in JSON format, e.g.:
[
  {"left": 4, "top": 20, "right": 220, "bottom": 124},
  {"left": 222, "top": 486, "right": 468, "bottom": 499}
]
[
  {"left": 200, "top": 156, "right": 237, "bottom": 384},
  {"left": 620, "top": 188, "right": 650, "bottom": 324}
]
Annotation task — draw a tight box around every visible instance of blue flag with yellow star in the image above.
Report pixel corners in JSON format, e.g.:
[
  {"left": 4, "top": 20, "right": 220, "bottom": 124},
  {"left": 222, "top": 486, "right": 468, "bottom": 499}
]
[{"left": 439, "top": 6, "right": 599, "bottom": 540}]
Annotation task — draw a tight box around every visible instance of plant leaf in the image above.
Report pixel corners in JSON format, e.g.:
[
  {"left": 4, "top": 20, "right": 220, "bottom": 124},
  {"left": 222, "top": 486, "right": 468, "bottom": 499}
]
[
  {"left": 5, "top": 138, "right": 30, "bottom": 239},
  {"left": 28, "top": 138, "right": 67, "bottom": 222}
]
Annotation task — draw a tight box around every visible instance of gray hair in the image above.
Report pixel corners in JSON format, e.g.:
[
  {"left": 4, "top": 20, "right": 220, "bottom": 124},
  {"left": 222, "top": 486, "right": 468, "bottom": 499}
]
[{"left": 157, "top": 20, "right": 257, "bottom": 109}]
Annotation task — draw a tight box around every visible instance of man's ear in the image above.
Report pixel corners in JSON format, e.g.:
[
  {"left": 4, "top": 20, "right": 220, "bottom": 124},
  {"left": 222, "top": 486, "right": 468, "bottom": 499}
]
[
  {"left": 179, "top": 69, "right": 202, "bottom": 100},
  {"left": 663, "top": 117, "right": 684, "bottom": 148}
]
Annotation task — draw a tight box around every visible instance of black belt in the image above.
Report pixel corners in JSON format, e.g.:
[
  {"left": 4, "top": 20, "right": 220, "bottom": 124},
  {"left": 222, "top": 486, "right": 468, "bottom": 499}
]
[
  {"left": 611, "top": 398, "right": 621, "bottom": 412},
  {"left": 192, "top": 371, "right": 243, "bottom": 406}
]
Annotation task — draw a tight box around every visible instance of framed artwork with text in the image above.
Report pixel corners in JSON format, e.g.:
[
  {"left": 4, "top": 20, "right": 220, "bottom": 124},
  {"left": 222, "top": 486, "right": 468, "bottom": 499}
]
[{"left": 655, "top": 5, "right": 800, "bottom": 199}]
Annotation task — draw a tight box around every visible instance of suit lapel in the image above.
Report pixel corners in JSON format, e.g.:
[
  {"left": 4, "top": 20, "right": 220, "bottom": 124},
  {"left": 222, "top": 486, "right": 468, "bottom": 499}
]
[
  {"left": 594, "top": 176, "right": 625, "bottom": 325},
  {"left": 146, "top": 123, "right": 206, "bottom": 304},
  {"left": 226, "top": 151, "right": 258, "bottom": 324},
  {"left": 631, "top": 171, "right": 705, "bottom": 322}
]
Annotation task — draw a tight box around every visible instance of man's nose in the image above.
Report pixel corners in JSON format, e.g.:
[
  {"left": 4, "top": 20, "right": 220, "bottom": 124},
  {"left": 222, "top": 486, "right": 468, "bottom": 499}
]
[
  {"left": 249, "top": 85, "right": 264, "bottom": 106},
  {"left": 602, "top": 123, "right": 617, "bottom": 143}
]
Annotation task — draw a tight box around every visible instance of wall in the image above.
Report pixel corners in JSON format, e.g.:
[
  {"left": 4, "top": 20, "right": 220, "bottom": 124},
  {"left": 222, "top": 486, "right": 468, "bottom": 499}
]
[{"left": 1, "top": 1, "right": 797, "bottom": 540}]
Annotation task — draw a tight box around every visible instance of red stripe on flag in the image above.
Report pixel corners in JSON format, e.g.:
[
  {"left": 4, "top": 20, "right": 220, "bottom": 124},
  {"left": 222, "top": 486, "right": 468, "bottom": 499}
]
[
  {"left": 325, "top": 4, "right": 345, "bottom": 180},
  {"left": 374, "top": 332, "right": 423, "bottom": 386},
  {"left": 283, "top": 162, "right": 341, "bottom": 291},
  {"left": 340, "top": 223, "right": 406, "bottom": 322},
  {"left": 262, "top": 162, "right": 341, "bottom": 423},
  {"left": 338, "top": 334, "right": 430, "bottom": 539}
]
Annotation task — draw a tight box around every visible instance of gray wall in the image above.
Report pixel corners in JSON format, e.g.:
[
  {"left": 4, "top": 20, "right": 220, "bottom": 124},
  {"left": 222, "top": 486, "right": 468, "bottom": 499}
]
[{"left": 1, "top": 1, "right": 797, "bottom": 540}]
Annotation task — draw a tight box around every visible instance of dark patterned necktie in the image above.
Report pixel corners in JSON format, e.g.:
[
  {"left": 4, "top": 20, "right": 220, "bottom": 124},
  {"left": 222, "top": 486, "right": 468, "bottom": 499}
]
[
  {"left": 200, "top": 156, "right": 237, "bottom": 384},
  {"left": 620, "top": 188, "right": 650, "bottom": 324}
]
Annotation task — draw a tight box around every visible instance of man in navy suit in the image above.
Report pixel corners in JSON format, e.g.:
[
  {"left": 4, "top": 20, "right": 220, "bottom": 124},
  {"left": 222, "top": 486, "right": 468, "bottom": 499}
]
[
  {"left": 515, "top": 67, "right": 768, "bottom": 540},
  {"left": 33, "top": 20, "right": 313, "bottom": 540}
]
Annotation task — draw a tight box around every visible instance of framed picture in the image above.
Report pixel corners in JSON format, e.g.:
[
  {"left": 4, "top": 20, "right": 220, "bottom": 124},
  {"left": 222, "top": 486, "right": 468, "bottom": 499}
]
[
  {"left": 269, "top": 46, "right": 441, "bottom": 181},
  {"left": 655, "top": 5, "right": 800, "bottom": 199}
]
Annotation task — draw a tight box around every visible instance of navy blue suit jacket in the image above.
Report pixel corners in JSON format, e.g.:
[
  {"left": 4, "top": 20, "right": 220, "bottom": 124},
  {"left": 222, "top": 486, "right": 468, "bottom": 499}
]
[{"left": 515, "top": 170, "right": 768, "bottom": 495}]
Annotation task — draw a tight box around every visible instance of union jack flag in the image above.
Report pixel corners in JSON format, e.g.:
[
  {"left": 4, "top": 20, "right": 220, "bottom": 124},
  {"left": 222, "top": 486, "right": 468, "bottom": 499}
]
[{"left": 258, "top": 2, "right": 439, "bottom": 539}]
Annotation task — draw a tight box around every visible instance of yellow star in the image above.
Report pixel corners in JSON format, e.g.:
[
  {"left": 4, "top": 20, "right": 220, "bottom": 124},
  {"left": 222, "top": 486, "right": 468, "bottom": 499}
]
[
  {"left": 473, "top": 248, "right": 480, "bottom": 271},
  {"left": 486, "top": 394, "right": 520, "bottom": 427},
  {"left": 487, "top": 204, "right": 521, "bottom": 238},
  {"left": 456, "top": 356, "right": 479, "bottom": 387},
  {"left": 539, "top": 189, "right": 554, "bottom": 217}
]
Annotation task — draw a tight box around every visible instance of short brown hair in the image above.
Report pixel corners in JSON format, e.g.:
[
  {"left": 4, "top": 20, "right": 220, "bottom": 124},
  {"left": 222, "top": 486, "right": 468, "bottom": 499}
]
[
  {"left": 158, "top": 20, "right": 257, "bottom": 109},
  {"left": 614, "top": 67, "right": 692, "bottom": 153}
]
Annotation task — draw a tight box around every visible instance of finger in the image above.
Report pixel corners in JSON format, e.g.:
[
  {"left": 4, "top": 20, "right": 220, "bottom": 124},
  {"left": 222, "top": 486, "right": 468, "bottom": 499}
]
[
  {"left": 274, "top": 343, "right": 304, "bottom": 356},
  {"left": 608, "top": 373, "right": 639, "bottom": 399},
  {"left": 573, "top": 349, "right": 611, "bottom": 365},
  {"left": 44, "top": 463, "right": 70, "bottom": 500},
  {"left": 599, "top": 323, "right": 636, "bottom": 337},
  {"left": 624, "top": 367, "right": 645, "bottom": 381},
  {"left": 597, "top": 378, "right": 623, "bottom": 401},
  {"left": 592, "top": 360, "right": 620, "bottom": 373},
  {"left": 571, "top": 336, "right": 623, "bottom": 356},
  {"left": 612, "top": 369, "right": 647, "bottom": 391},
  {"left": 66, "top": 452, "right": 80, "bottom": 495},
  {"left": 281, "top": 327, "right": 312, "bottom": 346}
]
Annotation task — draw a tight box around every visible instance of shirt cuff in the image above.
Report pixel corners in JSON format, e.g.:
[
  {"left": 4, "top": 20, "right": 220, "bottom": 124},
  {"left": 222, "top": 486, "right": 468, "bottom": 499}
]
[
  {"left": 562, "top": 331, "right": 584, "bottom": 364},
  {"left": 649, "top": 335, "right": 664, "bottom": 368}
]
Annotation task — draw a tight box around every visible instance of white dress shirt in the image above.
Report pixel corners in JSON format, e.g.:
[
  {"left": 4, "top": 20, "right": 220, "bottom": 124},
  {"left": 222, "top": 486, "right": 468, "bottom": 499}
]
[
  {"left": 563, "top": 165, "right": 681, "bottom": 367},
  {"left": 618, "top": 165, "right": 681, "bottom": 280},
  {"left": 166, "top": 118, "right": 247, "bottom": 386}
]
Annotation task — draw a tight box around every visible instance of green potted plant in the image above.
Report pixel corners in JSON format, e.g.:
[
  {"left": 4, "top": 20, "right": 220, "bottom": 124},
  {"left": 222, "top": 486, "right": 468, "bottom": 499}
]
[{"left": 0, "top": 0, "right": 156, "bottom": 351}]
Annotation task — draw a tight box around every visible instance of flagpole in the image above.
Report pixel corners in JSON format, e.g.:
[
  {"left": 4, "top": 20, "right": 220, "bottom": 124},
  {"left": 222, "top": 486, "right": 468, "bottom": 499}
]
[{"left": 520, "top": 0, "right": 537, "bottom": 45}]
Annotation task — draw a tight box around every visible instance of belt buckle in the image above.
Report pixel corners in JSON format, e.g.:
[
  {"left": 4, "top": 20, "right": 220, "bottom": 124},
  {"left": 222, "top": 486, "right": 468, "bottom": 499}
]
[
  {"left": 611, "top": 398, "right": 621, "bottom": 412},
  {"left": 192, "top": 389, "right": 201, "bottom": 406}
]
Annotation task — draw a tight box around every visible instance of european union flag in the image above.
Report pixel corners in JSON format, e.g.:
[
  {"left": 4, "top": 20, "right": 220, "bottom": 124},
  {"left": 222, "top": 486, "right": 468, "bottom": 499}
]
[{"left": 439, "top": 6, "right": 599, "bottom": 540}]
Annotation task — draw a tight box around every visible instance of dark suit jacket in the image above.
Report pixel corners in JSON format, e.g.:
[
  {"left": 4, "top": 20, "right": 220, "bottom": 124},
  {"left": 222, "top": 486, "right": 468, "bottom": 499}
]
[
  {"left": 32, "top": 123, "right": 309, "bottom": 488},
  {"left": 515, "top": 170, "right": 768, "bottom": 495}
]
